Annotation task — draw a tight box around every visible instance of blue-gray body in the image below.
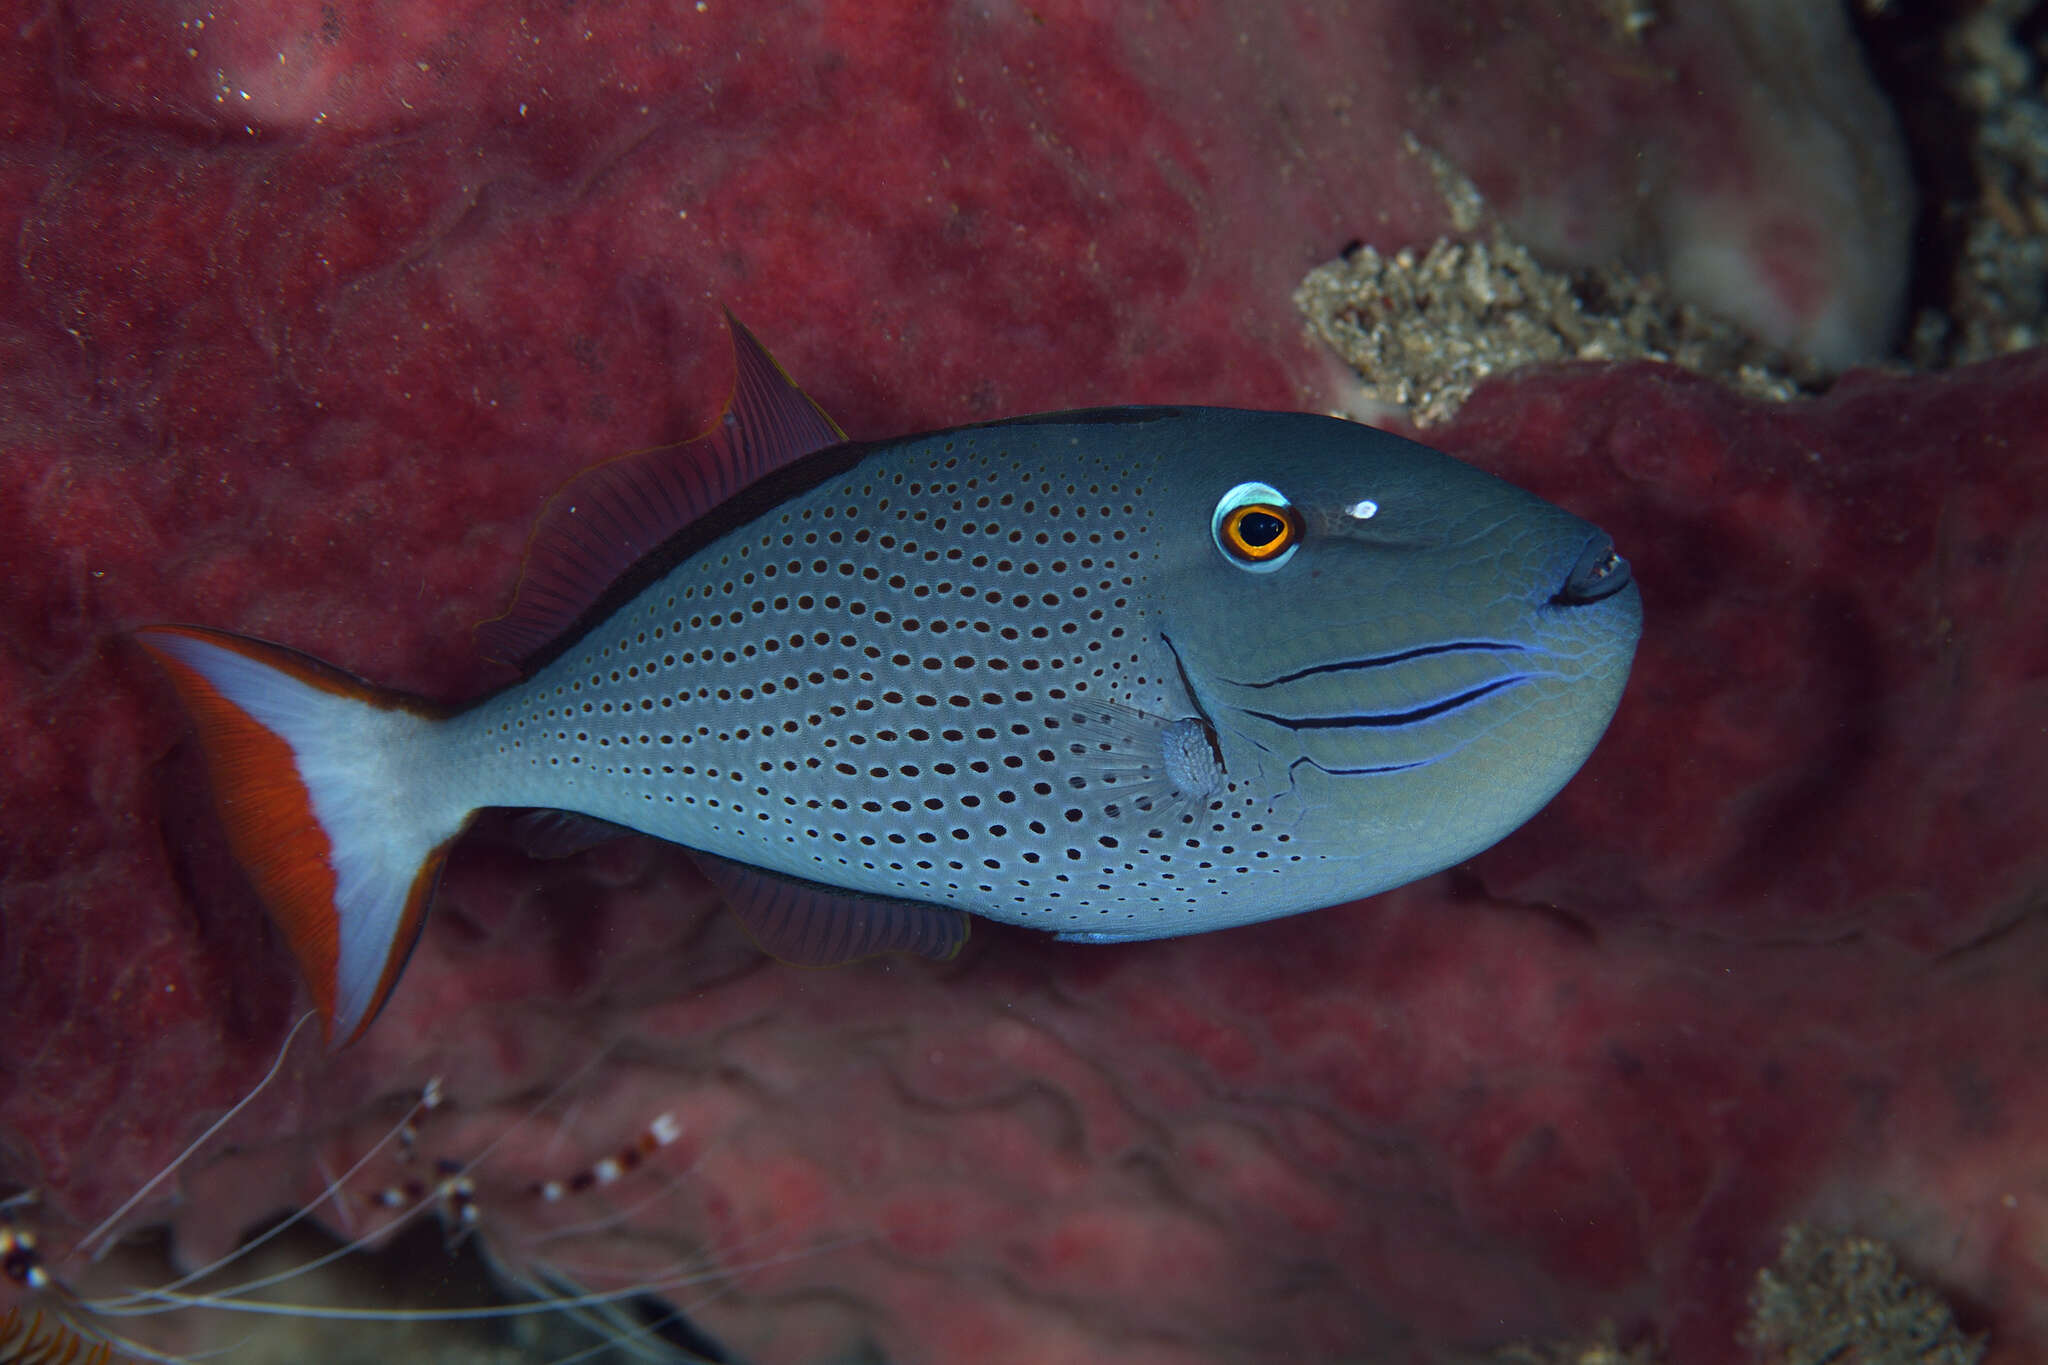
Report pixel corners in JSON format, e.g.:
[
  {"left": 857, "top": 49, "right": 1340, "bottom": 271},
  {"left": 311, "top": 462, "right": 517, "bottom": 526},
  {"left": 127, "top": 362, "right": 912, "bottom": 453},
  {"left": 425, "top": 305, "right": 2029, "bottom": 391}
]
[{"left": 445, "top": 406, "right": 1640, "bottom": 941}]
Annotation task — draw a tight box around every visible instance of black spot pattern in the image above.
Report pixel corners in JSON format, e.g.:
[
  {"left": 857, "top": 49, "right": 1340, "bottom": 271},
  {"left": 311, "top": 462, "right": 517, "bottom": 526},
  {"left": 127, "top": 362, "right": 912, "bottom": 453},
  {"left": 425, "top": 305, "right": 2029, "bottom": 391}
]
[{"left": 466, "top": 431, "right": 1304, "bottom": 931}]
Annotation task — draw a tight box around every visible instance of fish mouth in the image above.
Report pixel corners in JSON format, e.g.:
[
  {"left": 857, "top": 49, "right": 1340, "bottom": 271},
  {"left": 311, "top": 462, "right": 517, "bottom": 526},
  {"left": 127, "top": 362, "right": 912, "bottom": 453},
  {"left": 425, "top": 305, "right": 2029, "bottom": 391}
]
[{"left": 1550, "top": 534, "right": 1633, "bottom": 606}]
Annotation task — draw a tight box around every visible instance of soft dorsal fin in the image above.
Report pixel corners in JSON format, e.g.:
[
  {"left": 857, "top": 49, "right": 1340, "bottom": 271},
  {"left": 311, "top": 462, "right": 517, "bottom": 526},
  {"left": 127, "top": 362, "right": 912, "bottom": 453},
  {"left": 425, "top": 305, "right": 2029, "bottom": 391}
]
[
  {"left": 475, "top": 313, "right": 847, "bottom": 671},
  {"left": 689, "top": 852, "right": 971, "bottom": 967}
]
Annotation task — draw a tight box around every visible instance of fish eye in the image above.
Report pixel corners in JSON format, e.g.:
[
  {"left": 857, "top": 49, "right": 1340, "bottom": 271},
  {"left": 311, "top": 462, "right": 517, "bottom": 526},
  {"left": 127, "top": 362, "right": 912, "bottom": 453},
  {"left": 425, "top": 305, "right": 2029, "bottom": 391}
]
[{"left": 1211, "top": 481, "right": 1301, "bottom": 572}]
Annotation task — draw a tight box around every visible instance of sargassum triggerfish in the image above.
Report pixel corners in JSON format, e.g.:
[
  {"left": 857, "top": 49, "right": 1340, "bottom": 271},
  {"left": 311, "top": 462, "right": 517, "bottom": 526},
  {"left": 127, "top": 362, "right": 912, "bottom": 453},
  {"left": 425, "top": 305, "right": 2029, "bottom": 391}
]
[{"left": 139, "top": 317, "right": 1642, "bottom": 1045}]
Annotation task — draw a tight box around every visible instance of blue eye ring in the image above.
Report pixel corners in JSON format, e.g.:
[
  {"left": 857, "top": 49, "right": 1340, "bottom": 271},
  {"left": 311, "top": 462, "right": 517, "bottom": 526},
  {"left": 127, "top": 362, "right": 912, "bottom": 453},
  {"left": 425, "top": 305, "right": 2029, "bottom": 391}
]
[{"left": 1211, "top": 481, "right": 1300, "bottom": 572}]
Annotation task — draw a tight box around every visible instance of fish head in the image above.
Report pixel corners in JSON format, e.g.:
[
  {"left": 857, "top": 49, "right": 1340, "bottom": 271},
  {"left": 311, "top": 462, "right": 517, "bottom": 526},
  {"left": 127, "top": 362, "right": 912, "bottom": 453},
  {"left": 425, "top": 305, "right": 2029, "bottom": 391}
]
[{"left": 1145, "top": 408, "right": 1642, "bottom": 895}]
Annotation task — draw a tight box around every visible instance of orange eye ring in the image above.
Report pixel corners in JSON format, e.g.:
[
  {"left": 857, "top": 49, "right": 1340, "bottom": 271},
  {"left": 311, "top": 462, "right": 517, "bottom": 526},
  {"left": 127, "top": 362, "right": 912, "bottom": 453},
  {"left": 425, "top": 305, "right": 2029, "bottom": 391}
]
[
  {"left": 1211, "top": 481, "right": 1301, "bottom": 572},
  {"left": 1220, "top": 503, "right": 1298, "bottom": 562}
]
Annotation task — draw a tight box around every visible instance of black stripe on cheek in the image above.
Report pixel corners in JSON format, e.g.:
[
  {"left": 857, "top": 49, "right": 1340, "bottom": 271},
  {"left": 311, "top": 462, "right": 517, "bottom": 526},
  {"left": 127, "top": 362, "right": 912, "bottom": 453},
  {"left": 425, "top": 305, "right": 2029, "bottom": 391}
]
[
  {"left": 1288, "top": 755, "right": 1432, "bottom": 777},
  {"left": 1227, "top": 640, "right": 1527, "bottom": 690},
  {"left": 1245, "top": 676, "right": 1525, "bottom": 730}
]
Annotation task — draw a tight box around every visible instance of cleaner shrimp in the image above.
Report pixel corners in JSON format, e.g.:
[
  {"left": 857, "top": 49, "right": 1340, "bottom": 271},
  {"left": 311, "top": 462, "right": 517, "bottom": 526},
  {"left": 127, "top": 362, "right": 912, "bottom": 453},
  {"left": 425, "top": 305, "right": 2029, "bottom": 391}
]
[{"left": 1, "top": 1014, "right": 866, "bottom": 1364}]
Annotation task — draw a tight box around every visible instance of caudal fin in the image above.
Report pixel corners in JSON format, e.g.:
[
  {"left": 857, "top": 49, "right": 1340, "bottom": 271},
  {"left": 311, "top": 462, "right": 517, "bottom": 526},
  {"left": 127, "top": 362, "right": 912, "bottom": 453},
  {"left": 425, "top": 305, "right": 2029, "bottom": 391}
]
[{"left": 137, "top": 626, "right": 474, "bottom": 1045}]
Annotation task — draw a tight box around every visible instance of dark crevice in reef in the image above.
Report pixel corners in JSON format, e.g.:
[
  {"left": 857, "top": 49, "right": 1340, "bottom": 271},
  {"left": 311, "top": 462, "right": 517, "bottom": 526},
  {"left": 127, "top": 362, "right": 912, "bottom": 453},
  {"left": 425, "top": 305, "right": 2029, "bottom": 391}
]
[{"left": 1854, "top": 0, "right": 2048, "bottom": 366}]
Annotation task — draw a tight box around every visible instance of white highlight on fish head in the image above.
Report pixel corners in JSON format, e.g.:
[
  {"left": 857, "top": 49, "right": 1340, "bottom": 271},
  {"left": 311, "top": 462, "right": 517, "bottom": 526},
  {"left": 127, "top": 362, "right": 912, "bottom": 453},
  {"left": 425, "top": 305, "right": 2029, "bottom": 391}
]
[{"left": 1346, "top": 498, "right": 1379, "bottom": 520}]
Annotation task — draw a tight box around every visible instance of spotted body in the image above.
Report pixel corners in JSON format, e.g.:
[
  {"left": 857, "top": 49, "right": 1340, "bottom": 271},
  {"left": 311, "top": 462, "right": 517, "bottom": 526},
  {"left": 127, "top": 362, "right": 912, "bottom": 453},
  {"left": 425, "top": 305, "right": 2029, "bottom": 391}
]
[{"left": 140, "top": 323, "right": 1640, "bottom": 1044}]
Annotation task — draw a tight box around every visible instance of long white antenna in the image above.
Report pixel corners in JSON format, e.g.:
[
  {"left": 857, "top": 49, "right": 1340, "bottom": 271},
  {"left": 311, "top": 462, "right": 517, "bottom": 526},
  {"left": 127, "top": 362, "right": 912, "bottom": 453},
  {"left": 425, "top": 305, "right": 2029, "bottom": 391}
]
[{"left": 73, "top": 1010, "right": 317, "bottom": 1260}]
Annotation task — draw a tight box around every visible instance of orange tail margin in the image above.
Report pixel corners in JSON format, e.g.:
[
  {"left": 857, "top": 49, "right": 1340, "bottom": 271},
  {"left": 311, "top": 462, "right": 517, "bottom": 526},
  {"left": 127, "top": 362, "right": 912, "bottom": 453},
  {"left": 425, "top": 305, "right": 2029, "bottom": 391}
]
[{"left": 137, "top": 626, "right": 469, "bottom": 1045}]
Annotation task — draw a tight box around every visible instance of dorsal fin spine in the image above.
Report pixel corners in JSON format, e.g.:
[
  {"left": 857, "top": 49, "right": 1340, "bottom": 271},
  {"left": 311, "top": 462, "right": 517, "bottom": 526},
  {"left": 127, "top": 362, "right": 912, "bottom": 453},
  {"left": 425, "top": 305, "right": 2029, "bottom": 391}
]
[{"left": 474, "top": 314, "right": 846, "bottom": 672}]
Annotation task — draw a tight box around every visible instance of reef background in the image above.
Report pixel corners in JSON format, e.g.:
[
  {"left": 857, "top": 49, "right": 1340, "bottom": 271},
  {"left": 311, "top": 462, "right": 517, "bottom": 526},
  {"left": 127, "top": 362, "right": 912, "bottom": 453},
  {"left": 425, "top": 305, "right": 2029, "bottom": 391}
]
[{"left": 1, "top": 3, "right": 2044, "bottom": 1363}]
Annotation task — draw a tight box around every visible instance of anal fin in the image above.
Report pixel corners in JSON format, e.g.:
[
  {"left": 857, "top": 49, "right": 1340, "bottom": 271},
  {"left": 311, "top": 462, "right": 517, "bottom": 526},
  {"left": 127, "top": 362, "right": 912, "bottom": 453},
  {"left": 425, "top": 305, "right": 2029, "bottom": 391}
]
[{"left": 689, "top": 853, "right": 970, "bottom": 967}]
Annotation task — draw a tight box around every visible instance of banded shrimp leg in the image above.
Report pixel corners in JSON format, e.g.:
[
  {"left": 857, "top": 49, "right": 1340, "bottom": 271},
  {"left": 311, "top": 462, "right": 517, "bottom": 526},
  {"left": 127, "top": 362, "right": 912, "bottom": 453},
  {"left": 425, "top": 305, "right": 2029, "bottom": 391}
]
[
  {"left": 58, "top": 1046, "right": 868, "bottom": 1363},
  {"left": 0, "top": 1012, "right": 461, "bottom": 1363},
  {"left": 440, "top": 1058, "right": 878, "bottom": 1364}
]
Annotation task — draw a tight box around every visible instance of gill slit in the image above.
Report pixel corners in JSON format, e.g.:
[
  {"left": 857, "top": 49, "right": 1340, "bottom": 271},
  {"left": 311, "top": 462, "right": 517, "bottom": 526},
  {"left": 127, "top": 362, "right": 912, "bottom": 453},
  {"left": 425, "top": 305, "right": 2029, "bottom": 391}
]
[{"left": 1158, "top": 631, "right": 1236, "bottom": 774}]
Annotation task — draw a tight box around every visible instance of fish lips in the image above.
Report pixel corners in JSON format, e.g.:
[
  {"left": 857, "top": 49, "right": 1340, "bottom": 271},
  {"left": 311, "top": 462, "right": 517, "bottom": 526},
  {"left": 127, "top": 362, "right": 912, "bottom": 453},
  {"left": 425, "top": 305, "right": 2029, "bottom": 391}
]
[{"left": 1549, "top": 533, "right": 1634, "bottom": 607}]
